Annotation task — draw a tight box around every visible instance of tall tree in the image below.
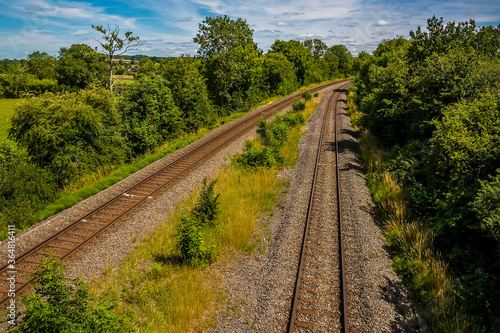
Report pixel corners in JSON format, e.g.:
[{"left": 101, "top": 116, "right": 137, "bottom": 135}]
[
  {"left": 91, "top": 24, "right": 140, "bottom": 93},
  {"left": 57, "top": 44, "right": 107, "bottom": 89},
  {"left": 270, "top": 40, "right": 314, "bottom": 85},
  {"left": 26, "top": 51, "right": 57, "bottom": 80},
  {"left": 327, "top": 45, "right": 352, "bottom": 76},
  {"left": 303, "top": 39, "right": 327, "bottom": 58},
  {"left": 194, "top": 15, "right": 261, "bottom": 112}
]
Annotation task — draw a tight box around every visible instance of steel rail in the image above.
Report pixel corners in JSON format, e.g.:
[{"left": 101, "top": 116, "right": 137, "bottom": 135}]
[
  {"left": 0, "top": 80, "right": 348, "bottom": 308},
  {"left": 287, "top": 81, "right": 350, "bottom": 332}
]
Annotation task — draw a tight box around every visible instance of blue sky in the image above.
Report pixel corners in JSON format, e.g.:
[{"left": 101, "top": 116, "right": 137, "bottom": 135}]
[{"left": 0, "top": 0, "right": 499, "bottom": 59}]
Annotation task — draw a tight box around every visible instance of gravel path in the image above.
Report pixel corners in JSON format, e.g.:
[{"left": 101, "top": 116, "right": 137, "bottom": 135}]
[{"left": 210, "top": 85, "right": 420, "bottom": 332}]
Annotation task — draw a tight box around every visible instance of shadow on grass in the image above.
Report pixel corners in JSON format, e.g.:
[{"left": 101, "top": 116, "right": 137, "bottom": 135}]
[{"left": 153, "top": 253, "right": 185, "bottom": 266}]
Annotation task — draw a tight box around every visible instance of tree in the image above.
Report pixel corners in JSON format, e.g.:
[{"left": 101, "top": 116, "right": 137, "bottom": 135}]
[
  {"left": 120, "top": 74, "right": 184, "bottom": 156},
  {"left": 91, "top": 24, "right": 140, "bottom": 93},
  {"left": 9, "top": 87, "right": 125, "bottom": 184},
  {"left": 8, "top": 259, "right": 134, "bottom": 332},
  {"left": 194, "top": 15, "right": 261, "bottom": 112},
  {"left": 270, "top": 40, "right": 314, "bottom": 85},
  {"left": 327, "top": 45, "right": 352, "bottom": 76},
  {"left": 161, "top": 57, "right": 216, "bottom": 130},
  {"left": 303, "top": 39, "right": 327, "bottom": 58},
  {"left": 26, "top": 51, "right": 57, "bottom": 80},
  {"left": 261, "top": 52, "right": 298, "bottom": 96},
  {"left": 57, "top": 44, "right": 107, "bottom": 89}
]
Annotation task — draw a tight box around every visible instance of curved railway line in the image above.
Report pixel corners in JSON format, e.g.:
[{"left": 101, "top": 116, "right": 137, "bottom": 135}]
[
  {"left": 287, "top": 82, "right": 351, "bottom": 332},
  {"left": 0, "top": 80, "right": 348, "bottom": 308}
]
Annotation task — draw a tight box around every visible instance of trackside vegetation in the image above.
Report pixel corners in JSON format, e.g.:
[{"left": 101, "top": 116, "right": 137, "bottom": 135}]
[
  {"left": 6, "top": 96, "right": 320, "bottom": 331},
  {"left": 351, "top": 16, "right": 500, "bottom": 332},
  {"left": 0, "top": 15, "right": 350, "bottom": 239},
  {"left": 6, "top": 258, "right": 135, "bottom": 333}
]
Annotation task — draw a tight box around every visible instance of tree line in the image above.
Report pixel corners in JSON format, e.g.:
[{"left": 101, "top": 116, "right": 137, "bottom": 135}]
[
  {"left": 351, "top": 16, "right": 500, "bottom": 332},
  {"left": 0, "top": 15, "right": 352, "bottom": 237}
]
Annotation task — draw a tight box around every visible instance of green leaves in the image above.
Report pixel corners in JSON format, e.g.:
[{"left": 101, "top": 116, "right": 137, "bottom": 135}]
[
  {"left": 473, "top": 170, "right": 500, "bottom": 240},
  {"left": 121, "top": 74, "right": 184, "bottom": 156},
  {"left": 9, "top": 87, "right": 125, "bottom": 184},
  {"left": 175, "top": 178, "right": 220, "bottom": 266},
  {"left": 194, "top": 15, "right": 261, "bottom": 112},
  {"left": 8, "top": 259, "right": 135, "bottom": 332}
]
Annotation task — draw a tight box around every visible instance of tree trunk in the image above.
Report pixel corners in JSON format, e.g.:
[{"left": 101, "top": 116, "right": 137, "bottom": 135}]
[{"left": 109, "top": 55, "right": 113, "bottom": 93}]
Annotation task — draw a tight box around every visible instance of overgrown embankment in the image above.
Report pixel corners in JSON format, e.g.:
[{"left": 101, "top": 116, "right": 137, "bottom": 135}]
[{"left": 350, "top": 16, "right": 500, "bottom": 332}]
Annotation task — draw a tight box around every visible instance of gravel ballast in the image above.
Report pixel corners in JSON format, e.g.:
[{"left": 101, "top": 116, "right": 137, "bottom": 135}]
[{"left": 210, "top": 85, "right": 420, "bottom": 332}]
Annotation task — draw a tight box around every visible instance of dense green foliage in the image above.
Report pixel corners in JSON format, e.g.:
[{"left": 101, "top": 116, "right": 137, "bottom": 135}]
[
  {"left": 9, "top": 87, "right": 125, "bottom": 184},
  {"left": 161, "top": 56, "right": 216, "bottom": 130},
  {"left": 192, "top": 178, "right": 221, "bottom": 228},
  {"left": 175, "top": 178, "right": 220, "bottom": 266},
  {"left": 232, "top": 112, "right": 304, "bottom": 169},
  {"left": 57, "top": 44, "right": 108, "bottom": 89},
  {"left": 194, "top": 15, "right": 263, "bottom": 113},
  {"left": 120, "top": 74, "right": 183, "bottom": 156},
  {"left": 7, "top": 259, "right": 135, "bottom": 332},
  {"left": 352, "top": 16, "right": 500, "bottom": 332}
]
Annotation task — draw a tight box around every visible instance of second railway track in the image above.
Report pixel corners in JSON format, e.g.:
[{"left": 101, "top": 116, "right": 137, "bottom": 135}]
[
  {"left": 0, "top": 80, "right": 348, "bottom": 308},
  {"left": 288, "top": 82, "right": 350, "bottom": 332}
]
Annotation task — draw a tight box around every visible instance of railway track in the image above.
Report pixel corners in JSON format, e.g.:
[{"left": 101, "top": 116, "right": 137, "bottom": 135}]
[
  {"left": 287, "top": 82, "right": 350, "bottom": 332},
  {"left": 0, "top": 80, "right": 348, "bottom": 308}
]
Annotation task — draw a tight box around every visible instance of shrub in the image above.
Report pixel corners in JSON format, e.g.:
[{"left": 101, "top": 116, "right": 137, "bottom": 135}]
[
  {"left": 175, "top": 215, "right": 214, "bottom": 266},
  {"left": 231, "top": 140, "right": 281, "bottom": 169},
  {"left": 192, "top": 178, "right": 220, "bottom": 227},
  {"left": 314, "top": 92, "right": 319, "bottom": 97},
  {"left": 8, "top": 258, "right": 135, "bottom": 332},
  {"left": 0, "top": 163, "right": 56, "bottom": 230},
  {"left": 282, "top": 113, "right": 305, "bottom": 127},
  {"left": 120, "top": 74, "right": 184, "bottom": 156},
  {"left": 292, "top": 99, "right": 306, "bottom": 111},
  {"left": 302, "top": 90, "right": 313, "bottom": 101},
  {"left": 9, "top": 87, "right": 125, "bottom": 185}
]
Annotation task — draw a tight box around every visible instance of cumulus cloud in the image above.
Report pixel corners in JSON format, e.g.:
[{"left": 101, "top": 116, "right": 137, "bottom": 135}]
[{"left": 372, "top": 20, "right": 397, "bottom": 27}]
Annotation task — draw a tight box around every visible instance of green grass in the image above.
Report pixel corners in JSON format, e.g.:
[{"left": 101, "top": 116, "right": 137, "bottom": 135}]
[
  {"left": 92, "top": 159, "right": 283, "bottom": 332},
  {"left": 0, "top": 99, "right": 21, "bottom": 140}
]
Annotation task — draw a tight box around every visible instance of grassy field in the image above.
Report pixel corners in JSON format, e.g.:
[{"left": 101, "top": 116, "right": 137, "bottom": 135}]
[{"left": 0, "top": 99, "right": 21, "bottom": 140}]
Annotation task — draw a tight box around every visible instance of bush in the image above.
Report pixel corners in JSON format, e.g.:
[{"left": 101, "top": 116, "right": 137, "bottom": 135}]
[
  {"left": 302, "top": 90, "right": 313, "bottom": 101},
  {"left": 192, "top": 178, "right": 220, "bottom": 227},
  {"left": 8, "top": 258, "right": 135, "bottom": 332},
  {"left": 231, "top": 140, "right": 281, "bottom": 168},
  {"left": 282, "top": 113, "right": 305, "bottom": 127},
  {"left": 175, "top": 215, "right": 214, "bottom": 266},
  {"left": 314, "top": 92, "right": 319, "bottom": 97},
  {"left": 0, "top": 74, "right": 59, "bottom": 98},
  {"left": 0, "top": 163, "right": 57, "bottom": 231},
  {"left": 292, "top": 99, "right": 306, "bottom": 111},
  {"left": 9, "top": 87, "right": 125, "bottom": 185}
]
